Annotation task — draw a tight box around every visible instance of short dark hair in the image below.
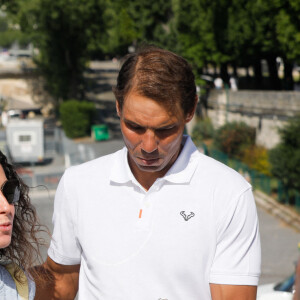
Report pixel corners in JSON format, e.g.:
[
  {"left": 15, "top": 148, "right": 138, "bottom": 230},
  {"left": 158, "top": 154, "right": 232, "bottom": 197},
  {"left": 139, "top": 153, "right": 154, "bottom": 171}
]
[{"left": 113, "top": 45, "right": 197, "bottom": 116}]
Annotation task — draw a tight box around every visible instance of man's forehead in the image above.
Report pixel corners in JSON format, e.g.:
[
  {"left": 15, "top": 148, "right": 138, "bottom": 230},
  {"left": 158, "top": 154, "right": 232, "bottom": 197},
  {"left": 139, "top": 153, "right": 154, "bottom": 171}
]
[
  {"left": 122, "top": 90, "right": 183, "bottom": 115},
  {"left": 120, "top": 92, "right": 184, "bottom": 127}
]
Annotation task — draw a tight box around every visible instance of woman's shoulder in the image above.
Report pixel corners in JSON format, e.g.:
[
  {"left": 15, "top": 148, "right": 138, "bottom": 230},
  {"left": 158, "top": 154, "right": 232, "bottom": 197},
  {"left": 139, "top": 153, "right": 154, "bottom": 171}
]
[
  {"left": 0, "top": 264, "right": 19, "bottom": 298},
  {"left": 0, "top": 263, "right": 36, "bottom": 300},
  {"left": 0, "top": 263, "right": 15, "bottom": 284}
]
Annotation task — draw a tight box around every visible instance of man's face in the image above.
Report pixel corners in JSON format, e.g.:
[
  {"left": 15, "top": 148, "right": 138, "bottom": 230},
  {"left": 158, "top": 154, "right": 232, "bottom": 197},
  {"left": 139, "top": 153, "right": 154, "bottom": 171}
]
[{"left": 117, "top": 91, "right": 193, "bottom": 185}]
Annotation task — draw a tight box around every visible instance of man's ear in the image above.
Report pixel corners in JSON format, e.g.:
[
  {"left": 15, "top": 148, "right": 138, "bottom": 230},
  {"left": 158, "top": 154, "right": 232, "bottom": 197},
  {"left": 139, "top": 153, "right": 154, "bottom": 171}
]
[
  {"left": 116, "top": 101, "right": 121, "bottom": 117},
  {"left": 185, "top": 95, "right": 198, "bottom": 123}
]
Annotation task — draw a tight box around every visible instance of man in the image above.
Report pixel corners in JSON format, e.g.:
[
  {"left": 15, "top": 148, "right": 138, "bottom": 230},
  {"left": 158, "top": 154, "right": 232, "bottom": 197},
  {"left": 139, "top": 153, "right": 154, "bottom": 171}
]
[{"left": 35, "top": 46, "right": 261, "bottom": 299}]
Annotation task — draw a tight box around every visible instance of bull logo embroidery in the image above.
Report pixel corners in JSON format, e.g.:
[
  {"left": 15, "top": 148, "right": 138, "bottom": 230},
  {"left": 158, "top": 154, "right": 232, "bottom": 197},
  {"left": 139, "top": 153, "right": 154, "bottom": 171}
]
[{"left": 180, "top": 211, "right": 195, "bottom": 221}]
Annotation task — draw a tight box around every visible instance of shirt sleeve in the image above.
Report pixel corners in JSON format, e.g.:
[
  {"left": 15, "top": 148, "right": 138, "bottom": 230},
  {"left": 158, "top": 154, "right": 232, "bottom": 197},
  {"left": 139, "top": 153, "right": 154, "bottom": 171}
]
[
  {"left": 48, "top": 171, "right": 82, "bottom": 265},
  {"left": 209, "top": 188, "right": 261, "bottom": 285}
]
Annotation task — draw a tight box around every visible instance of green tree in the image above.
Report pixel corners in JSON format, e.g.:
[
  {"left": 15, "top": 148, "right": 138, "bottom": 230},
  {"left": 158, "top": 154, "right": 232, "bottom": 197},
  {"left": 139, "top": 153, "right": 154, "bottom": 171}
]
[
  {"left": 128, "top": 0, "right": 172, "bottom": 43},
  {"left": 101, "top": 0, "right": 139, "bottom": 57},
  {"left": 275, "top": 0, "right": 300, "bottom": 89},
  {"left": 0, "top": 11, "right": 31, "bottom": 48},
  {"left": 2, "top": 0, "right": 107, "bottom": 103},
  {"left": 277, "top": 0, "right": 300, "bottom": 62},
  {"left": 103, "top": 0, "right": 174, "bottom": 57},
  {"left": 175, "top": 0, "right": 231, "bottom": 79},
  {"left": 269, "top": 116, "right": 300, "bottom": 192},
  {"left": 175, "top": 0, "right": 288, "bottom": 89},
  {"left": 34, "top": 0, "right": 106, "bottom": 102},
  {"left": 250, "top": 0, "right": 282, "bottom": 90}
]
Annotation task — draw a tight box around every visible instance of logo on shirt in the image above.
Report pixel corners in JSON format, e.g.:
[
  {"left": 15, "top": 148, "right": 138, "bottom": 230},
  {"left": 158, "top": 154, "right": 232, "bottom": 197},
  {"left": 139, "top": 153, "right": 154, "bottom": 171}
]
[{"left": 180, "top": 211, "right": 195, "bottom": 221}]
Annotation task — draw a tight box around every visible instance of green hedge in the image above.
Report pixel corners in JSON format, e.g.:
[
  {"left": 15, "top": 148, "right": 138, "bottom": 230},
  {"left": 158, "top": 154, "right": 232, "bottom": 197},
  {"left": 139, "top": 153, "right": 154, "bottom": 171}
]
[{"left": 59, "top": 100, "right": 96, "bottom": 138}]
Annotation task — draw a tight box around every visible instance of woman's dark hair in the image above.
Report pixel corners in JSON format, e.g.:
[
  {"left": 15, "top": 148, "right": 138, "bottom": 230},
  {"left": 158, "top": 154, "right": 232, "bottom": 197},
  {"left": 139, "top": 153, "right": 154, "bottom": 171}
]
[
  {"left": 113, "top": 45, "right": 197, "bottom": 116},
  {"left": 0, "top": 151, "right": 47, "bottom": 282}
]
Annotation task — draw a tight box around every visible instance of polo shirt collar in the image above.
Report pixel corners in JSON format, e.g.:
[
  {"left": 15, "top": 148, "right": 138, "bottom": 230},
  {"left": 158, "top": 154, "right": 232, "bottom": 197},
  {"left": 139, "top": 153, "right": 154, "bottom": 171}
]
[
  {"left": 163, "top": 135, "right": 199, "bottom": 184},
  {"left": 109, "top": 135, "right": 199, "bottom": 185},
  {"left": 110, "top": 147, "right": 134, "bottom": 184}
]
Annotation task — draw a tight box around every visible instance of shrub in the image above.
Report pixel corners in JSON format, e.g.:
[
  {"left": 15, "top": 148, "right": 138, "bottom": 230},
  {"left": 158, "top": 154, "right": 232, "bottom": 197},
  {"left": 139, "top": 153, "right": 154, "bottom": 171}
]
[
  {"left": 213, "top": 121, "right": 256, "bottom": 159},
  {"left": 269, "top": 116, "right": 300, "bottom": 191},
  {"left": 59, "top": 100, "right": 96, "bottom": 138},
  {"left": 242, "top": 145, "right": 271, "bottom": 176},
  {"left": 191, "top": 118, "right": 215, "bottom": 146}
]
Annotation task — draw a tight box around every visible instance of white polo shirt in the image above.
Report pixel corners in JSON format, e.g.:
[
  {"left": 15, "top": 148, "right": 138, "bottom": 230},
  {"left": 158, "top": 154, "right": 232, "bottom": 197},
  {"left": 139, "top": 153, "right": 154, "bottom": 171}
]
[{"left": 48, "top": 136, "right": 261, "bottom": 300}]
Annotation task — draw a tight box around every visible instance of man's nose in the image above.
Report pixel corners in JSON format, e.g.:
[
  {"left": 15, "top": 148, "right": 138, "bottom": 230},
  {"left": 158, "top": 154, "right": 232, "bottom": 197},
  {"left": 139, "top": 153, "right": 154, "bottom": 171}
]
[{"left": 141, "top": 130, "right": 158, "bottom": 153}]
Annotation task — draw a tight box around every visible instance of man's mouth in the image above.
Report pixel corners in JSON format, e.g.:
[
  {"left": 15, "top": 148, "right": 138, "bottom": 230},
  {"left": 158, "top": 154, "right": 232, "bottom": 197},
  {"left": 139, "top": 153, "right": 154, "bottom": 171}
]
[{"left": 138, "top": 157, "right": 161, "bottom": 165}]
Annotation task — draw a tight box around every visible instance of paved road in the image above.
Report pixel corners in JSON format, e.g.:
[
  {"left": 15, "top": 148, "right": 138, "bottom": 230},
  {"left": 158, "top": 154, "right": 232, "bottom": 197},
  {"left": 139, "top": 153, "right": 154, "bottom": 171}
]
[{"left": 258, "top": 206, "right": 299, "bottom": 284}]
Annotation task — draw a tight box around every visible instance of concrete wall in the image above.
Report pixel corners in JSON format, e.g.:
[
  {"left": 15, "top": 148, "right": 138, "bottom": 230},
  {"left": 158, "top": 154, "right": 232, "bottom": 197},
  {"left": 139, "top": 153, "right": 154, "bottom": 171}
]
[{"left": 207, "top": 90, "right": 300, "bottom": 149}]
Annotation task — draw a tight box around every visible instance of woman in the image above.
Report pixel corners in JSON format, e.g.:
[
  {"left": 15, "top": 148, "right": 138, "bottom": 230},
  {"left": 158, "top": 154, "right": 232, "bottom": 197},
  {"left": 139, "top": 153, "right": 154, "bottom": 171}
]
[{"left": 0, "top": 151, "right": 46, "bottom": 299}]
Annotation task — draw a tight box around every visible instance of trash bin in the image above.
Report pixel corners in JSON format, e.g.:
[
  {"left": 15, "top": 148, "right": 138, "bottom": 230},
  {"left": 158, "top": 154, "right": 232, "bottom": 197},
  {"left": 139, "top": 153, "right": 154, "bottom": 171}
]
[{"left": 91, "top": 124, "right": 109, "bottom": 141}]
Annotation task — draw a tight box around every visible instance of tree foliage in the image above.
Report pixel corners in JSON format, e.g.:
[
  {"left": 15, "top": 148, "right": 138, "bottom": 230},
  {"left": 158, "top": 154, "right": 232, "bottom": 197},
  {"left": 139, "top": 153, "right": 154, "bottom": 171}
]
[
  {"left": 174, "top": 0, "right": 299, "bottom": 89},
  {"left": 0, "top": 10, "right": 31, "bottom": 48},
  {"left": 2, "top": 0, "right": 300, "bottom": 101},
  {"left": 276, "top": 0, "right": 300, "bottom": 62},
  {"left": 175, "top": 0, "right": 231, "bottom": 75},
  {"left": 32, "top": 0, "right": 106, "bottom": 101},
  {"left": 102, "top": 0, "right": 173, "bottom": 57},
  {"left": 1, "top": 0, "right": 107, "bottom": 103}
]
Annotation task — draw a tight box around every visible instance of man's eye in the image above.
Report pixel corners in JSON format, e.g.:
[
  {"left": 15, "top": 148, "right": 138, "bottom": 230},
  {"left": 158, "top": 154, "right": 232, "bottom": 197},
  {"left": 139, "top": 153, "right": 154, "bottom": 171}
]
[
  {"left": 128, "top": 124, "right": 143, "bottom": 131},
  {"left": 157, "top": 127, "right": 174, "bottom": 132}
]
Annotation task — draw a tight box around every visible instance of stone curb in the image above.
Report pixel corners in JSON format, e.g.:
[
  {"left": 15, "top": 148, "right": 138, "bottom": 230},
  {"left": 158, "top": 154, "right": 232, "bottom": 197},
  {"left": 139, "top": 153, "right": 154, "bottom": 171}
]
[{"left": 254, "top": 189, "right": 300, "bottom": 232}]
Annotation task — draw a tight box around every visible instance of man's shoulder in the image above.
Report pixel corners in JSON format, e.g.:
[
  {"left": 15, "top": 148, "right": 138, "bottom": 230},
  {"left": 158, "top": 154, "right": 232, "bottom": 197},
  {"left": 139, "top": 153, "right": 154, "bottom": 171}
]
[{"left": 196, "top": 153, "right": 251, "bottom": 191}]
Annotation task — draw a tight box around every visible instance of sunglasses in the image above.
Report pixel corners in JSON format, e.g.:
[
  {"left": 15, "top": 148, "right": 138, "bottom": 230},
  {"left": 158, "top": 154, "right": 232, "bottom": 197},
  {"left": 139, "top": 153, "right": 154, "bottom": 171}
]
[{"left": 0, "top": 179, "right": 20, "bottom": 204}]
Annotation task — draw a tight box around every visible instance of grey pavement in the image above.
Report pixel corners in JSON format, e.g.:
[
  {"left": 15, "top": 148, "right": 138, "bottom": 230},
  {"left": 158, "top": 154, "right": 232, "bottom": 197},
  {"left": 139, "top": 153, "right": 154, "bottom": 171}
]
[
  {"left": 258, "top": 204, "right": 299, "bottom": 285},
  {"left": 254, "top": 189, "right": 300, "bottom": 285},
  {"left": 255, "top": 189, "right": 300, "bottom": 232}
]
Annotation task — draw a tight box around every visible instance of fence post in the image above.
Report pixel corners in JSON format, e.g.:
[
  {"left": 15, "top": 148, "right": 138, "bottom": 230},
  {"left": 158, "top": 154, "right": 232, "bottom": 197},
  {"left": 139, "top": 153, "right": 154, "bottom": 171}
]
[
  {"left": 277, "top": 180, "right": 283, "bottom": 203},
  {"left": 283, "top": 185, "right": 289, "bottom": 205}
]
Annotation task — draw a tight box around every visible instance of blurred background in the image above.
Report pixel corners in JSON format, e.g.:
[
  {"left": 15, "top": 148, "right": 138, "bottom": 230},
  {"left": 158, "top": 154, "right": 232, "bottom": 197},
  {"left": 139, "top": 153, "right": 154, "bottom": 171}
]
[{"left": 0, "top": 0, "right": 299, "bottom": 298}]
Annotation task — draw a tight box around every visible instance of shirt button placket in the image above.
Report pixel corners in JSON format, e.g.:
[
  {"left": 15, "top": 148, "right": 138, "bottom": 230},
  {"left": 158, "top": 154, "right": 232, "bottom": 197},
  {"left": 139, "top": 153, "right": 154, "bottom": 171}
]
[{"left": 137, "top": 192, "right": 153, "bottom": 231}]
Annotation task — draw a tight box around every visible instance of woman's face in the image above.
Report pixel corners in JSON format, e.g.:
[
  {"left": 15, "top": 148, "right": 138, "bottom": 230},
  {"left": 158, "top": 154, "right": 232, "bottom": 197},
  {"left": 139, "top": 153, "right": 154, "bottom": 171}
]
[{"left": 0, "top": 165, "right": 15, "bottom": 249}]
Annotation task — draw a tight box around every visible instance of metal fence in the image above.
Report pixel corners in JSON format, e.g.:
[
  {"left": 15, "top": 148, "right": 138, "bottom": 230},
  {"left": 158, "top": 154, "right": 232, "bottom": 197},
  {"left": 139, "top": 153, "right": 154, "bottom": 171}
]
[
  {"left": 19, "top": 171, "right": 63, "bottom": 191},
  {"left": 209, "top": 148, "right": 300, "bottom": 212}
]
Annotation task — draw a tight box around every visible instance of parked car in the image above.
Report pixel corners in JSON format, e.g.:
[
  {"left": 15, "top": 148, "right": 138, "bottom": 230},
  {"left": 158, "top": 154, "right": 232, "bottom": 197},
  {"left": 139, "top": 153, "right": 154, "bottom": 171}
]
[{"left": 257, "top": 272, "right": 295, "bottom": 299}]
